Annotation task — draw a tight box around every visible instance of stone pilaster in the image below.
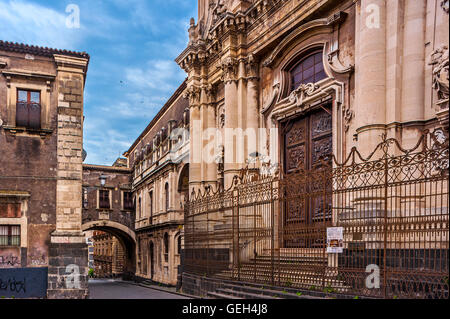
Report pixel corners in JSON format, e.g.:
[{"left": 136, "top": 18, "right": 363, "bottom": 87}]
[
  {"left": 245, "top": 54, "right": 260, "bottom": 166},
  {"left": 48, "top": 54, "right": 89, "bottom": 299},
  {"left": 203, "top": 85, "right": 217, "bottom": 190}
]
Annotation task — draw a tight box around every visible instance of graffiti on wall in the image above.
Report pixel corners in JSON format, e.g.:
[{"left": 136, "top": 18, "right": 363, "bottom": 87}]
[
  {"left": 0, "top": 254, "right": 21, "bottom": 268},
  {"left": 0, "top": 277, "right": 26, "bottom": 294}
]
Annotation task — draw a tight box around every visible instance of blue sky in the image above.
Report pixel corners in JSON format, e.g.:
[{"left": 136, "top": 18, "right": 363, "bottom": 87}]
[{"left": 0, "top": 0, "right": 197, "bottom": 165}]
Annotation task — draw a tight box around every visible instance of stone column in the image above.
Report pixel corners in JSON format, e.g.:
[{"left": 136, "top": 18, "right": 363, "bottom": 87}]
[
  {"left": 355, "top": 0, "right": 387, "bottom": 153},
  {"left": 221, "top": 57, "right": 239, "bottom": 189},
  {"left": 204, "top": 85, "right": 217, "bottom": 190},
  {"left": 48, "top": 55, "right": 89, "bottom": 299},
  {"left": 401, "top": 0, "right": 426, "bottom": 147}
]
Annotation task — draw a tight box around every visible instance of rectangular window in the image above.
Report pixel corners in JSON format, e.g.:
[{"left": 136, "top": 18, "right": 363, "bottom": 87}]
[
  {"left": 0, "top": 225, "right": 21, "bottom": 246},
  {"left": 123, "top": 191, "right": 134, "bottom": 210},
  {"left": 16, "top": 89, "right": 41, "bottom": 129},
  {"left": 99, "top": 190, "right": 110, "bottom": 209}
]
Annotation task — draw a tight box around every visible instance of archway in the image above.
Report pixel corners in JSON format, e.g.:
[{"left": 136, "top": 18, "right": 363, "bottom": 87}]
[{"left": 82, "top": 220, "right": 137, "bottom": 278}]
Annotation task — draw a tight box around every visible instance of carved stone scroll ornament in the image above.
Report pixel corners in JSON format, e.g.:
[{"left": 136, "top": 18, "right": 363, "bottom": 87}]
[
  {"left": 289, "top": 83, "right": 320, "bottom": 107},
  {"left": 327, "top": 49, "right": 354, "bottom": 74},
  {"left": 0, "top": 58, "right": 6, "bottom": 68}
]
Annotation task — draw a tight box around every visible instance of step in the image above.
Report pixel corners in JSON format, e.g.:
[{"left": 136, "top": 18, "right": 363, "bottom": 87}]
[
  {"left": 215, "top": 288, "right": 277, "bottom": 299},
  {"left": 217, "top": 286, "right": 323, "bottom": 299},
  {"left": 207, "top": 291, "right": 243, "bottom": 299}
]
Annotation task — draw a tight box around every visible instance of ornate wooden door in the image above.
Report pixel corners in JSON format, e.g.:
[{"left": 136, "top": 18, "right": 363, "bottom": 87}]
[{"left": 282, "top": 105, "right": 333, "bottom": 248}]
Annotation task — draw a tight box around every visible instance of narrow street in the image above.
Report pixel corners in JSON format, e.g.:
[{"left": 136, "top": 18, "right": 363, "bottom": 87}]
[{"left": 88, "top": 279, "right": 190, "bottom": 299}]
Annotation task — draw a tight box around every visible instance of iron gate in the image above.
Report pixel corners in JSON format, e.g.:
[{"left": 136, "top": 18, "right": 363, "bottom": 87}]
[{"left": 184, "top": 130, "right": 449, "bottom": 298}]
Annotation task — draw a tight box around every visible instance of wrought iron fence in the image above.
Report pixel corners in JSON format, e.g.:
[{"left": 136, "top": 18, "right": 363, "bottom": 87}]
[{"left": 184, "top": 129, "right": 449, "bottom": 298}]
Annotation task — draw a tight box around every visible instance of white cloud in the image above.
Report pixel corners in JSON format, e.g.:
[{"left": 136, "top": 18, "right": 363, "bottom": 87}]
[
  {"left": 0, "top": 0, "right": 83, "bottom": 49},
  {"left": 125, "top": 59, "right": 186, "bottom": 92}
]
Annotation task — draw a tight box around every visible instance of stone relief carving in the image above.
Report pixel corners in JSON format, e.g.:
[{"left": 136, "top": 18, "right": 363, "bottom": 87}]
[
  {"left": 245, "top": 54, "right": 259, "bottom": 79},
  {"left": 343, "top": 106, "right": 354, "bottom": 132},
  {"left": 430, "top": 45, "right": 449, "bottom": 104},
  {"left": 430, "top": 45, "right": 449, "bottom": 128}
]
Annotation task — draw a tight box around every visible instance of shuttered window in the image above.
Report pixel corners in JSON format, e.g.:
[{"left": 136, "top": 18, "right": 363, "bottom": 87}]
[
  {"left": 16, "top": 89, "right": 41, "bottom": 129},
  {"left": 123, "top": 191, "right": 134, "bottom": 210},
  {"left": 0, "top": 225, "right": 20, "bottom": 246},
  {"left": 99, "top": 190, "right": 110, "bottom": 209}
]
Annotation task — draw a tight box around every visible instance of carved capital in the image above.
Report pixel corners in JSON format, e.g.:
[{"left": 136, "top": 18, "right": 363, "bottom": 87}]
[
  {"left": 220, "top": 57, "right": 238, "bottom": 84},
  {"left": 184, "top": 85, "right": 201, "bottom": 106}
]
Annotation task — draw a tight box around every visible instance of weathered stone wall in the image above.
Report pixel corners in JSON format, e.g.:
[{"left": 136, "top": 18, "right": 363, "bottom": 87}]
[{"left": 0, "top": 50, "right": 58, "bottom": 270}]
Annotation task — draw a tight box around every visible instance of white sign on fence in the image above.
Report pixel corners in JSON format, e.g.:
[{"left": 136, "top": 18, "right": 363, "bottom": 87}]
[{"left": 327, "top": 227, "right": 344, "bottom": 253}]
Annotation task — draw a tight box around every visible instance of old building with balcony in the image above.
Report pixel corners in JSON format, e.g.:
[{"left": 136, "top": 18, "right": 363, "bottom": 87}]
[
  {"left": 124, "top": 81, "right": 190, "bottom": 286},
  {"left": 0, "top": 40, "right": 90, "bottom": 298}
]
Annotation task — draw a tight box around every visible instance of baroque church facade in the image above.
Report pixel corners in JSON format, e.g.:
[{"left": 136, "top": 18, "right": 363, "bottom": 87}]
[{"left": 176, "top": 0, "right": 449, "bottom": 192}]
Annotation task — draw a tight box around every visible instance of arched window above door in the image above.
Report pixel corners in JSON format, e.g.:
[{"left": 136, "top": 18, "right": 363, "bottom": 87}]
[{"left": 290, "top": 50, "right": 326, "bottom": 92}]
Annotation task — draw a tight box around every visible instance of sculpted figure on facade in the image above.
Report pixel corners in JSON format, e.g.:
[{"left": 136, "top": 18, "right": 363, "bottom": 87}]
[{"left": 431, "top": 45, "right": 449, "bottom": 104}]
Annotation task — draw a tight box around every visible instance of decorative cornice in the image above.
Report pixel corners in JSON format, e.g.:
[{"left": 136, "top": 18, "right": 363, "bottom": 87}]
[{"left": 1, "top": 69, "right": 56, "bottom": 81}]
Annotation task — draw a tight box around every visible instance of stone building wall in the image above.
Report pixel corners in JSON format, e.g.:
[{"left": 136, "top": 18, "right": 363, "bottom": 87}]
[
  {"left": 0, "top": 42, "right": 90, "bottom": 299},
  {"left": 124, "top": 82, "right": 189, "bottom": 287}
]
